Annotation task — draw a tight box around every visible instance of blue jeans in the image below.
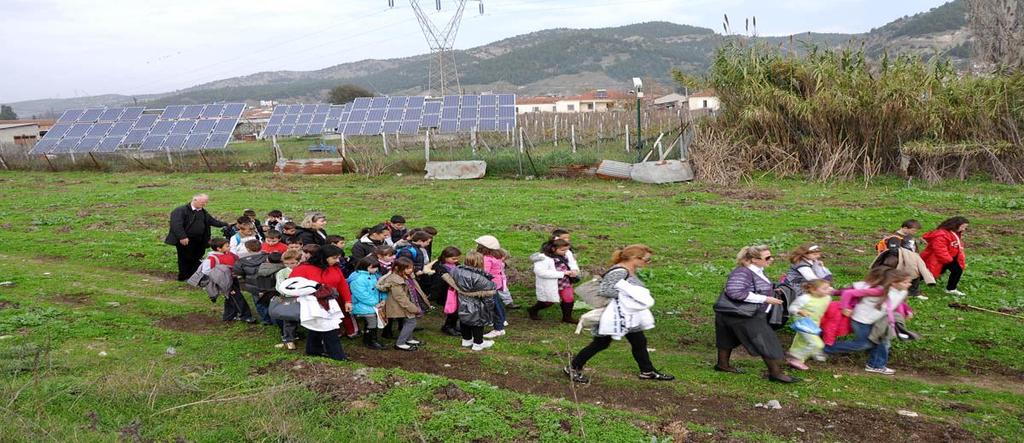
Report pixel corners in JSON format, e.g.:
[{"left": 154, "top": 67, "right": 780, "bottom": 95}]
[
  {"left": 824, "top": 319, "right": 889, "bottom": 369},
  {"left": 492, "top": 294, "right": 507, "bottom": 331},
  {"left": 251, "top": 293, "right": 272, "bottom": 325}
]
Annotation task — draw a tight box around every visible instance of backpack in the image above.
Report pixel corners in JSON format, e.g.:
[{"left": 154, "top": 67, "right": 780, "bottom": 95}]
[
  {"left": 875, "top": 234, "right": 903, "bottom": 253},
  {"left": 397, "top": 245, "right": 419, "bottom": 262},
  {"left": 186, "top": 254, "right": 220, "bottom": 288}
]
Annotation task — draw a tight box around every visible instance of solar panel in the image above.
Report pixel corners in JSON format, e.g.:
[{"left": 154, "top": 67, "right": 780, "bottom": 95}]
[
  {"left": 442, "top": 96, "right": 460, "bottom": 107},
  {"left": 424, "top": 101, "right": 442, "bottom": 113},
  {"left": 86, "top": 122, "right": 112, "bottom": 138},
  {"left": 109, "top": 121, "right": 134, "bottom": 137},
  {"left": 134, "top": 114, "right": 159, "bottom": 129},
  {"left": 499, "top": 106, "right": 516, "bottom": 118},
  {"left": 269, "top": 114, "right": 284, "bottom": 125},
  {"left": 161, "top": 105, "right": 185, "bottom": 120},
  {"left": 140, "top": 135, "right": 165, "bottom": 152},
  {"left": 462, "top": 95, "right": 479, "bottom": 107},
  {"left": 286, "top": 104, "right": 303, "bottom": 114},
  {"left": 306, "top": 123, "right": 324, "bottom": 136},
  {"left": 79, "top": 108, "right": 104, "bottom": 122},
  {"left": 164, "top": 134, "right": 187, "bottom": 150},
  {"left": 262, "top": 125, "right": 279, "bottom": 137},
  {"left": 193, "top": 119, "right": 216, "bottom": 133},
  {"left": 73, "top": 137, "right": 102, "bottom": 153},
  {"left": 297, "top": 114, "right": 313, "bottom": 124},
  {"left": 343, "top": 122, "right": 362, "bottom": 135},
  {"left": 124, "top": 129, "right": 149, "bottom": 145},
  {"left": 53, "top": 137, "right": 80, "bottom": 153},
  {"left": 498, "top": 94, "right": 515, "bottom": 106},
  {"left": 352, "top": 97, "right": 371, "bottom": 109},
  {"left": 480, "top": 107, "right": 496, "bottom": 119},
  {"left": 28, "top": 139, "right": 57, "bottom": 155},
  {"left": 421, "top": 114, "right": 441, "bottom": 127},
  {"left": 441, "top": 107, "right": 458, "bottom": 119},
  {"left": 439, "top": 120, "right": 458, "bottom": 134},
  {"left": 205, "top": 133, "right": 231, "bottom": 149},
  {"left": 370, "top": 97, "right": 389, "bottom": 109},
  {"left": 480, "top": 95, "right": 497, "bottom": 106},
  {"left": 214, "top": 118, "right": 236, "bottom": 134},
  {"left": 382, "top": 121, "right": 402, "bottom": 134},
  {"left": 349, "top": 109, "right": 367, "bottom": 122},
  {"left": 404, "top": 108, "right": 422, "bottom": 121},
  {"left": 388, "top": 96, "right": 408, "bottom": 108},
  {"left": 360, "top": 121, "right": 382, "bottom": 135},
  {"left": 120, "top": 107, "right": 145, "bottom": 121},
  {"left": 67, "top": 123, "right": 92, "bottom": 138},
  {"left": 57, "top": 109, "right": 84, "bottom": 124},
  {"left": 300, "top": 104, "right": 318, "bottom": 114},
  {"left": 34, "top": 102, "right": 243, "bottom": 155},
  {"left": 407, "top": 96, "right": 425, "bottom": 108},
  {"left": 461, "top": 107, "right": 478, "bottom": 119},
  {"left": 96, "top": 137, "right": 123, "bottom": 153},
  {"left": 201, "top": 104, "right": 224, "bottom": 118},
  {"left": 283, "top": 114, "right": 298, "bottom": 125},
  {"left": 399, "top": 121, "right": 420, "bottom": 134},
  {"left": 98, "top": 108, "right": 124, "bottom": 121},
  {"left": 294, "top": 124, "right": 309, "bottom": 136},
  {"left": 43, "top": 124, "right": 72, "bottom": 140},
  {"left": 180, "top": 105, "right": 204, "bottom": 120},
  {"left": 385, "top": 109, "right": 404, "bottom": 121},
  {"left": 279, "top": 125, "right": 294, "bottom": 136},
  {"left": 477, "top": 119, "right": 497, "bottom": 131},
  {"left": 183, "top": 133, "right": 208, "bottom": 151}
]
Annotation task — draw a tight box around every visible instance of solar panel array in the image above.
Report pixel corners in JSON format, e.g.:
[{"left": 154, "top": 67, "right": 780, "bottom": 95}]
[
  {"left": 261, "top": 94, "right": 515, "bottom": 139},
  {"left": 29, "top": 103, "right": 245, "bottom": 155}
]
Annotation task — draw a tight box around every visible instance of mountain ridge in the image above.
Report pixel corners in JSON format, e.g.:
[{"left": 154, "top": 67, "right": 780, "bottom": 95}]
[{"left": 8, "top": 1, "right": 971, "bottom": 117}]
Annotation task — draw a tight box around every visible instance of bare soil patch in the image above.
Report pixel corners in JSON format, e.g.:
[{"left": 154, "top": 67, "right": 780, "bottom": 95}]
[
  {"left": 510, "top": 222, "right": 559, "bottom": 233},
  {"left": 344, "top": 343, "right": 974, "bottom": 442},
  {"left": 51, "top": 292, "right": 92, "bottom": 306},
  {"left": 274, "top": 360, "right": 393, "bottom": 402},
  {"left": 709, "top": 187, "right": 781, "bottom": 201},
  {"left": 0, "top": 300, "right": 19, "bottom": 310},
  {"left": 155, "top": 312, "right": 224, "bottom": 333}
]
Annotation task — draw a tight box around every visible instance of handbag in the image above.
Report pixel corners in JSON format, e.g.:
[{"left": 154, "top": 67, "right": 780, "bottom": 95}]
[
  {"left": 268, "top": 295, "right": 301, "bottom": 322},
  {"left": 575, "top": 279, "right": 607, "bottom": 308},
  {"left": 790, "top": 316, "right": 822, "bottom": 335},
  {"left": 186, "top": 254, "right": 219, "bottom": 288}
]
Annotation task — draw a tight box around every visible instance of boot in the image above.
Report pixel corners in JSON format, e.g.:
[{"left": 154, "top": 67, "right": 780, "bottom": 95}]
[
  {"left": 560, "top": 302, "right": 577, "bottom": 324},
  {"left": 527, "top": 302, "right": 550, "bottom": 320},
  {"left": 365, "top": 329, "right": 384, "bottom": 350}
]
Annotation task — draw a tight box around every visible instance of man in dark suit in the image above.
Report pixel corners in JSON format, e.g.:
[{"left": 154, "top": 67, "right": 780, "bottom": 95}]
[{"left": 165, "top": 193, "right": 228, "bottom": 281}]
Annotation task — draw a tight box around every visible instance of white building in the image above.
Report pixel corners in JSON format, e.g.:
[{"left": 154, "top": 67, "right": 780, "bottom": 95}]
[
  {"left": 653, "top": 93, "right": 688, "bottom": 109},
  {"left": 688, "top": 90, "right": 720, "bottom": 112},
  {"left": 0, "top": 123, "right": 39, "bottom": 146},
  {"left": 516, "top": 89, "right": 632, "bottom": 114}
]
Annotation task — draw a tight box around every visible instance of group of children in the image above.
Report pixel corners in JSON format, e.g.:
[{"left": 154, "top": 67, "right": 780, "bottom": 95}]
[{"left": 195, "top": 210, "right": 577, "bottom": 358}]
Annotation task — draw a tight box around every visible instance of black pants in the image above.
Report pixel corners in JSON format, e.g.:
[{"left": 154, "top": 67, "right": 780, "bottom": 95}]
[
  {"left": 306, "top": 329, "right": 347, "bottom": 360},
  {"left": 571, "top": 331, "right": 655, "bottom": 373},
  {"left": 175, "top": 236, "right": 207, "bottom": 281},
  {"left": 222, "top": 280, "right": 253, "bottom": 321},
  {"left": 942, "top": 261, "right": 963, "bottom": 290},
  {"left": 444, "top": 313, "right": 459, "bottom": 330},
  {"left": 909, "top": 277, "right": 923, "bottom": 296},
  {"left": 461, "top": 324, "right": 484, "bottom": 344}
]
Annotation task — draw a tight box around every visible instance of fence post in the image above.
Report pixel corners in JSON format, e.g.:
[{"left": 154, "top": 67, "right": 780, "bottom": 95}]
[
  {"left": 381, "top": 133, "right": 389, "bottom": 156},
  {"left": 625, "top": 125, "right": 630, "bottom": 152},
  {"left": 340, "top": 134, "right": 347, "bottom": 159},
  {"left": 518, "top": 127, "right": 524, "bottom": 154},
  {"left": 571, "top": 125, "right": 577, "bottom": 154},
  {"left": 424, "top": 131, "right": 430, "bottom": 162}
]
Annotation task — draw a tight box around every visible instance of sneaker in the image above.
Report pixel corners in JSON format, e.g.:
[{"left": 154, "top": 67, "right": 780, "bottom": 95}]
[
  {"left": 483, "top": 330, "right": 505, "bottom": 339},
  {"left": 441, "top": 327, "right": 461, "bottom": 337},
  {"left": 638, "top": 371, "right": 675, "bottom": 381},
  {"left": 945, "top": 289, "right": 966, "bottom": 297},
  {"left": 274, "top": 343, "right": 285, "bottom": 349},
  {"left": 285, "top": 342, "right": 296, "bottom": 351},
  {"left": 865, "top": 366, "right": 896, "bottom": 375},
  {"left": 406, "top": 339, "right": 421, "bottom": 346},
  {"left": 915, "top": 295, "right": 929, "bottom": 300},
  {"left": 394, "top": 344, "right": 417, "bottom": 352},
  {"left": 504, "top": 321, "right": 509, "bottom": 327},
  {"left": 461, "top": 339, "right": 473, "bottom": 348},
  {"left": 812, "top": 354, "right": 827, "bottom": 362},
  {"left": 787, "top": 358, "right": 809, "bottom": 371},
  {"left": 563, "top": 366, "right": 590, "bottom": 384},
  {"left": 471, "top": 340, "right": 495, "bottom": 351}
]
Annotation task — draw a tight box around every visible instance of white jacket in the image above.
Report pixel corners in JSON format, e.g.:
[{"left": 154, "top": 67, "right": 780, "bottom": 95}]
[
  {"left": 597, "top": 279, "right": 655, "bottom": 339},
  {"left": 565, "top": 250, "right": 580, "bottom": 272},
  {"left": 530, "top": 252, "right": 566, "bottom": 303},
  {"left": 297, "top": 295, "right": 344, "bottom": 332}
]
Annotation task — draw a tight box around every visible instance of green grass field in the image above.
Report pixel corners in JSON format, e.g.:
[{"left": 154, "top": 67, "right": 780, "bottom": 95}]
[{"left": 0, "top": 171, "right": 1022, "bottom": 442}]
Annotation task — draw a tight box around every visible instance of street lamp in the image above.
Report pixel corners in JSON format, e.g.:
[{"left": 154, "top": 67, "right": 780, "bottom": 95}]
[{"left": 632, "top": 77, "right": 644, "bottom": 160}]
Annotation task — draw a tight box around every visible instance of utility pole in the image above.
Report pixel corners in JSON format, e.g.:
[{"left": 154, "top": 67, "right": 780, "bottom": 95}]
[
  {"left": 633, "top": 77, "right": 644, "bottom": 161},
  {"left": 388, "top": 0, "right": 484, "bottom": 96}
]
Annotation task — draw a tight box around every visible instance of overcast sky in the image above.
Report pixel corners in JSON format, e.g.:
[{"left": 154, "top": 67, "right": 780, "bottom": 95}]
[{"left": 0, "top": 0, "right": 951, "bottom": 103}]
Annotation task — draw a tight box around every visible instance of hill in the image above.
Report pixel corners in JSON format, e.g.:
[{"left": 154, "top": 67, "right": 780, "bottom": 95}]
[{"left": 8, "top": 1, "right": 972, "bottom": 116}]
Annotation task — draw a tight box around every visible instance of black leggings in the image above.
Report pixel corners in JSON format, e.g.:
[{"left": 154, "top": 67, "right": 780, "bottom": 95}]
[
  {"left": 941, "top": 261, "right": 963, "bottom": 290},
  {"left": 571, "top": 331, "right": 655, "bottom": 373},
  {"left": 461, "top": 324, "right": 484, "bottom": 344}
]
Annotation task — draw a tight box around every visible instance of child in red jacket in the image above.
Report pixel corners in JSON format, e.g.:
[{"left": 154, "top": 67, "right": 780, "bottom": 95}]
[{"left": 920, "top": 217, "right": 969, "bottom": 296}]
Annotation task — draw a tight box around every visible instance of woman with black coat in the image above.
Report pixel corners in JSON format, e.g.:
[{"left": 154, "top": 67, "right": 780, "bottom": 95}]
[
  {"left": 351, "top": 224, "right": 390, "bottom": 263},
  {"left": 295, "top": 212, "right": 329, "bottom": 246}
]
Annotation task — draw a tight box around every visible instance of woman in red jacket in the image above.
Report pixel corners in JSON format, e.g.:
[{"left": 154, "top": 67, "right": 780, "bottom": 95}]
[
  {"left": 290, "top": 245, "right": 353, "bottom": 360},
  {"left": 920, "top": 216, "right": 969, "bottom": 296}
]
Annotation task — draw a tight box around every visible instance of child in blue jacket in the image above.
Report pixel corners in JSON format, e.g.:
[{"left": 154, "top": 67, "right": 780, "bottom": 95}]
[{"left": 347, "top": 256, "right": 387, "bottom": 350}]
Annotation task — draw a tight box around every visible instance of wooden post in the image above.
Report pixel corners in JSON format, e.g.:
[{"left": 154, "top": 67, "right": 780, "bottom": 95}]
[
  {"left": 381, "top": 133, "right": 389, "bottom": 156},
  {"left": 88, "top": 152, "right": 102, "bottom": 169},
  {"left": 571, "top": 125, "right": 577, "bottom": 153},
  {"left": 165, "top": 147, "right": 174, "bottom": 165},
  {"left": 69, "top": 151, "right": 77, "bottom": 164},
  {"left": 471, "top": 127, "right": 477, "bottom": 155},
  {"left": 553, "top": 115, "right": 558, "bottom": 147},
  {"left": 0, "top": 145, "right": 9, "bottom": 171},
  {"left": 518, "top": 127, "right": 525, "bottom": 154},
  {"left": 199, "top": 150, "right": 213, "bottom": 172},
  {"left": 424, "top": 131, "right": 430, "bottom": 162},
  {"left": 42, "top": 154, "right": 56, "bottom": 171},
  {"left": 625, "top": 125, "right": 630, "bottom": 152},
  {"left": 340, "top": 134, "right": 347, "bottom": 159}
]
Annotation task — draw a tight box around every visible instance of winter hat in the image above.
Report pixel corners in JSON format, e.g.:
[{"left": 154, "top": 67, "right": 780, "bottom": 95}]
[
  {"left": 475, "top": 235, "right": 501, "bottom": 250},
  {"left": 278, "top": 277, "right": 320, "bottom": 297}
]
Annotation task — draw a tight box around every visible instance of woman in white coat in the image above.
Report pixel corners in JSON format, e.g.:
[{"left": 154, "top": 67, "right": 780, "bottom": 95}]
[
  {"left": 564, "top": 244, "right": 673, "bottom": 384},
  {"left": 527, "top": 239, "right": 579, "bottom": 323}
]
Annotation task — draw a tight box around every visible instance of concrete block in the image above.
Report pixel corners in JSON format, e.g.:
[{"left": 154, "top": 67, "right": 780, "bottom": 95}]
[
  {"left": 274, "top": 159, "right": 346, "bottom": 175},
  {"left": 596, "top": 160, "right": 633, "bottom": 180},
  {"left": 630, "top": 160, "right": 694, "bottom": 183},
  {"left": 424, "top": 161, "right": 487, "bottom": 180}
]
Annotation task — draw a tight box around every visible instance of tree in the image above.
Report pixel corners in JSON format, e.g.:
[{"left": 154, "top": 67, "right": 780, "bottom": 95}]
[
  {"left": 0, "top": 105, "right": 17, "bottom": 120},
  {"left": 967, "top": 0, "right": 1023, "bottom": 69},
  {"left": 326, "top": 84, "right": 374, "bottom": 105}
]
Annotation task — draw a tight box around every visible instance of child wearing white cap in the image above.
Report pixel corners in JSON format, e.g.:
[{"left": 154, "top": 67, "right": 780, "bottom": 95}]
[{"left": 476, "top": 235, "right": 510, "bottom": 338}]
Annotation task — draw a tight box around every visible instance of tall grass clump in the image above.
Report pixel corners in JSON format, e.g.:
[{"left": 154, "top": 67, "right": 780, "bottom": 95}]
[{"left": 702, "top": 41, "right": 1024, "bottom": 183}]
